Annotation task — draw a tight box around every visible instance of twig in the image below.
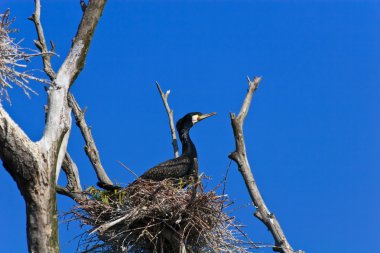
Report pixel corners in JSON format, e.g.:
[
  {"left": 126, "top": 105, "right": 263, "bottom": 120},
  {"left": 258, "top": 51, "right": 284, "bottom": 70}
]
[
  {"left": 28, "top": 0, "right": 56, "bottom": 80},
  {"left": 67, "top": 93, "right": 115, "bottom": 189},
  {"left": 220, "top": 159, "right": 232, "bottom": 211},
  {"left": 117, "top": 160, "right": 138, "bottom": 179},
  {"left": 155, "top": 81, "right": 179, "bottom": 158},
  {"left": 229, "top": 76, "right": 302, "bottom": 253},
  {"left": 222, "top": 159, "right": 232, "bottom": 198},
  {"left": 90, "top": 210, "right": 138, "bottom": 235}
]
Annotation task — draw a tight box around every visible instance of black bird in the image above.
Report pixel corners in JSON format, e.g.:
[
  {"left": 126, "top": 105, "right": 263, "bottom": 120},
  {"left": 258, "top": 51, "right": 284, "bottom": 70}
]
[{"left": 140, "top": 112, "right": 216, "bottom": 181}]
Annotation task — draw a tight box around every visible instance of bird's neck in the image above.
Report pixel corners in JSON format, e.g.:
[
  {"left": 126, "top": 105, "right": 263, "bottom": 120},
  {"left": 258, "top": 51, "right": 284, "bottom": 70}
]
[{"left": 179, "top": 129, "right": 197, "bottom": 158}]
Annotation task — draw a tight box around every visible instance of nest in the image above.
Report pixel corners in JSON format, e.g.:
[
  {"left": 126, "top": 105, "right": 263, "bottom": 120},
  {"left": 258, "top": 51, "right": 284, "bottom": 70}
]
[
  {"left": 0, "top": 10, "right": 49, "bottom": 102},
  {"left": 69, "top": 178, "right": 251, "bottom": 253}
]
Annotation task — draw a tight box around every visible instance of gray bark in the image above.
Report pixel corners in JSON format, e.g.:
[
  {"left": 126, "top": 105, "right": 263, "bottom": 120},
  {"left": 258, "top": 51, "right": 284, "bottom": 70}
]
[
  {"left": 25, "top": 188, "right": 59, "bottom": 253},
  {"left": 229, "top": 77, "right": 301, "bottom": 253},
  {"left": 155, "top": 82, "right": 179, "bottom": 158},
  {"left": 68, "top": 93, "right": 114, "bottom": 187},
  {"left": 57, "top": 152, "right": 86, "bottom": 201},
  {"left": 0, "top": 1, "right": 107, "bottom": 252},
  {"left": 0, "top": 107, "right": 58, "bottom": 253}
]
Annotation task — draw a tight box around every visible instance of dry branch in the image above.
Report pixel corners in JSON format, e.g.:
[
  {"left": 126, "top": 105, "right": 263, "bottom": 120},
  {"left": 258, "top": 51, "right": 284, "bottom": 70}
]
[
  {"left": 29, "top": 0, "right": 114, "bottom": 191},
  {"left": 28, "top": 0, "right": 56, "bottom": 80},
  {"left": 155, "top": 81, "right": 179, "bottom": 158},
  {"left": 229, "top": 76, "right": 301, "bottom": 253},
  {"left": 41, "top": 0, "right": 108, "bottom": 146},
  {"left": 28, "top": 0, "right": 113, "bottom": 191},
  {"left": 58, "top": 152, "right": 88, "bottom": 201},
  {"left": 62, "top": 152, "right": 82, "bottom": 193},
  {"left": 68, "top": 93, "right": 115, "bottom": 189}
]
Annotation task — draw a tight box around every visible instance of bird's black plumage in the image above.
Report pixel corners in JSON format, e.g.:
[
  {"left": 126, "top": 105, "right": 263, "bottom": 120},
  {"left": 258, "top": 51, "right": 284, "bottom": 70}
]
[{"left": 140, "top": 112, "right": 215, "bottom": 180}]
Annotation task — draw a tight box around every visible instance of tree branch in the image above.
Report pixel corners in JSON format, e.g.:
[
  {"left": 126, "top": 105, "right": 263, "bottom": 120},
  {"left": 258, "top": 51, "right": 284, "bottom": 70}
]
[
  {"left": 29, "top": 0, "right": 68, "bottom": 182},
  {"left": 58, "top": 0, "right": 107, "bottom": 89},
  {"left": 229, "top": 76, "right": 301, "bottom": 253},
  {"left": 155, "top": 81, "right": 179, "bottom": 158},
  {"left": 38, "top": 0, "right": 107, "bottom": 180},
  {"left": 67, "top": 93, "right": 115, "bottom": 188},
  {"left": 61, "top": 152, "right": 83, "bottom": 192},
  {"left": 28, "top": 0, "right": 56, "bottom": 80},
  {"left": 56, "top": 185, "right": 84, "bottom": 201},
  {"left": 0, "top": 106, "right": 41, "bottom": 190},
  {"left": 58, "top": 151, "right": 89, "bottom": 202}
]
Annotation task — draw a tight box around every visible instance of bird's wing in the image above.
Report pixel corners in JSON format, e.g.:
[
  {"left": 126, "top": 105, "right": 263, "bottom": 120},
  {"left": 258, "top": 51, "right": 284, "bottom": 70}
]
[{"left": 140, "top": 156, "right": 194, "bottom": 181}]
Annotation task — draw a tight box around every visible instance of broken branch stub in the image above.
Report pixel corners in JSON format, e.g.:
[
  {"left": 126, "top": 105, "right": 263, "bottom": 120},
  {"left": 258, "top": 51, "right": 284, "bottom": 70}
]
[{"left": 155, "top": 81, "right": 179, "bottom": 158}]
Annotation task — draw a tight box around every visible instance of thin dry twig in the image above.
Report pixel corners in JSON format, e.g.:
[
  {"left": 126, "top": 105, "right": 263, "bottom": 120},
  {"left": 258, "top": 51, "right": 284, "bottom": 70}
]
[
  {"left": 117, "top": 160, "right": 139, "bottom": 179},
  {"left": 155, "top": 81, "right": 179, "bottom": 158}
]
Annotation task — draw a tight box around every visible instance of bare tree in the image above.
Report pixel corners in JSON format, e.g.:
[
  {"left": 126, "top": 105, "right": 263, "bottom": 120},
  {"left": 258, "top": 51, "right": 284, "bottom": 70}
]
[{"left": 0, "top": 1, "right": 107, "bottom": 252}]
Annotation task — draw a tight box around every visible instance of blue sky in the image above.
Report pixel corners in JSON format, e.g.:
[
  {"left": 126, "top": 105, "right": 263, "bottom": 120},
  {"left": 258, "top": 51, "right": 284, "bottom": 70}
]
[{"left": 0, "top": 0, "right": 379, "bottom": 252}]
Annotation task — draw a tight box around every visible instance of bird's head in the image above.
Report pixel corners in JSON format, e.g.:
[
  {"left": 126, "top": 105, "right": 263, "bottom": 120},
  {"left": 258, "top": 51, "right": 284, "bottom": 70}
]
[{"left": 176, "top": 112, "right": 216, "bottom": 133}]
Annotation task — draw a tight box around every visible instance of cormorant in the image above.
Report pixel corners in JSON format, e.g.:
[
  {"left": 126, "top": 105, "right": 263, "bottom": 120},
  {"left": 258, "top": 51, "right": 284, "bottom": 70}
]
[{"left": 140, "top": 112, "right": 216, "bottom": 181}]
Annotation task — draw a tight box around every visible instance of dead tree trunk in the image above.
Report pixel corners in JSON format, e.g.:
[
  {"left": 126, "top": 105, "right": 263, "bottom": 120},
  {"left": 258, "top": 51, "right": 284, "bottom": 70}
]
[
  {"left": 25, "top": 191, "right": 59, "bottom": 253},
  {"left": 0, "top": 1, "right": 107, "bottom": 252},
  {"left": 0, "top": 107, "right": 61, "bottom": 252}
]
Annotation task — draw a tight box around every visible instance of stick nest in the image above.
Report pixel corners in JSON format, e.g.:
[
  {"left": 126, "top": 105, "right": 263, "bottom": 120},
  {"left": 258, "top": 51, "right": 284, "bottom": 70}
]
[
  {"left": 70, "top": 179, "right": 251, "bottom": 253},
  {"left": 0, "top": 10, "right": 49, "bottom": 102}
]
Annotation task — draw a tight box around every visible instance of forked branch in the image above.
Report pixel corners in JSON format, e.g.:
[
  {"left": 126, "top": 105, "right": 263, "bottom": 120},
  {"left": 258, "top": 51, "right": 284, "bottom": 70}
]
[
  {"left": 29, "top": 0, "right": 113, "bottom": 190},
  {"left": 28, "top": 0, "right": 56, "bottom": 80},
  {"left": 38, "top": 0, "right": 107, "bottom": 181},
  {"left": 155, "top": 81, "right": 179, "bottom": 158},
  {"left": 229, "top": 76, "right": 301, "bottom": 253}
]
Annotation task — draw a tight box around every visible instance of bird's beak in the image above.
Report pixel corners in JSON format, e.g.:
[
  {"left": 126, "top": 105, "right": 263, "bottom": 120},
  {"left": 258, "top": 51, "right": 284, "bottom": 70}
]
[{"left": 198, "top": 112, "right": 217, "bottom": 121}]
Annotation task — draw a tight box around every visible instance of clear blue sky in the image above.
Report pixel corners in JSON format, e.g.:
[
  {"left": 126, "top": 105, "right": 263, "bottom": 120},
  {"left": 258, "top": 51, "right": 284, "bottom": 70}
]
[{"left": 0, "top": 0, "right": 379, "bottom": 252}]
